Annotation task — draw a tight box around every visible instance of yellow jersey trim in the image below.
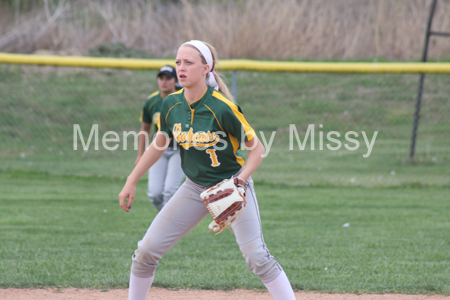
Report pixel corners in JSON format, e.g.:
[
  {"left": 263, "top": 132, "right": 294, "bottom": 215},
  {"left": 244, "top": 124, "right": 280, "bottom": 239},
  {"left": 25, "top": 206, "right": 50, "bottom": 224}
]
[
  {"left": 159, "top": 102, "right": 182, "bottom": 130},
  {"left": 140, "top": 91, "right": 160, "bottom": 123},
  {"left": 185, "top": 87, "right": 208, "bottom": 106},
  {"left": 171, "top": 88, "right": 184, "bottom": 95},
  {"left": 147, "top": 99, "right": 160, "bottom": 116},
  {"left": 148, "top": 91, "right": 160, "bottom": 98},
  {"left": 185, "top": 87, "right": 208, "bottom": 125},
  {"left": 204, "top": 105, "right": 224, "bottom": 132},
  {"left": 211, "top": 91, "right": 255, "bottom": 141},
  {"left": 190, "top": 107, "right": 195, "bottom": 125},
  {"left": 229, "top": 133, "right": 245, "bottom": 166}
]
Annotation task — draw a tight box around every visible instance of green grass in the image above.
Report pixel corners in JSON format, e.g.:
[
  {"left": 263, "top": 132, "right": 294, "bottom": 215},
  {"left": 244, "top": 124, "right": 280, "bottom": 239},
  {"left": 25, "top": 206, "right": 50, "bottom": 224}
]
[
  {"left": 0, "top": 64, "right": 449, "bottom": 293},
  {"left": 1, "top": 170, "right": 449, "bottom": 294},
  {"left": 1, "top": 65, "right": 449, "bottom": 187}
]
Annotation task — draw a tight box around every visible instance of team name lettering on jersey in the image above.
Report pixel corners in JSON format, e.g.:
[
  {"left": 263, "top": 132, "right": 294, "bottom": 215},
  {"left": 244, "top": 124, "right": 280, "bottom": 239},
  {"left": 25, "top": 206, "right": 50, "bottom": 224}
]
[{"left": 173, "top": 123, "right": 223, "bottom": 149}]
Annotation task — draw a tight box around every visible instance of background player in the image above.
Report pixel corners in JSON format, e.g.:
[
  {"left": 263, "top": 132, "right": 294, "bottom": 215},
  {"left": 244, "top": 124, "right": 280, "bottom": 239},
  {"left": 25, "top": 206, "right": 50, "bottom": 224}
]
[
  {"left": 135, "top": 65, "right": 185, "bottom": 211},
  {"left": 119, "top": 40, "right": 296, "bottom": 300}
]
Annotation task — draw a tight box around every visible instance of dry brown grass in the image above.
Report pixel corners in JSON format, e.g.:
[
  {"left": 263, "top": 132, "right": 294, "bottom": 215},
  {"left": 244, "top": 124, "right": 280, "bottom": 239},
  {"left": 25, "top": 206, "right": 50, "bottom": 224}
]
[{"left": 1, "top": 0, "right": 450, "bottom": 60}]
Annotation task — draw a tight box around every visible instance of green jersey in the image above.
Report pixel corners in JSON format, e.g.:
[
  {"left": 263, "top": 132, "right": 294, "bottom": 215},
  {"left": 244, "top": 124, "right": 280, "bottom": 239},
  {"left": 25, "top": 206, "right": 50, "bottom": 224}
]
[
  {"left": 158, "top": 86, "right": 255, "bottom": 187},
  {"left": 140, "top": 91, "right": 175, "bottom": 148}
]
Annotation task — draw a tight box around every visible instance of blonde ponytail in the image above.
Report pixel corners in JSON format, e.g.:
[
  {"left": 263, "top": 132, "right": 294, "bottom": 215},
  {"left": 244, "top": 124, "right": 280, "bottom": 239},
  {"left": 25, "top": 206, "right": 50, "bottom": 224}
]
[
  {"left": 213, "top": 71, "right": 234, "bottom": 103},
  {"left": 204, "top": 43, "right": 235, "bottom": 103}
]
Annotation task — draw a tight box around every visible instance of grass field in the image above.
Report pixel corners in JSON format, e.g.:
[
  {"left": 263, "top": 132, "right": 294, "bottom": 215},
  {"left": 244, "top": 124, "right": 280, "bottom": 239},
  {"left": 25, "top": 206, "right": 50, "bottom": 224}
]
[
  {"left": 1, "top": 170, "right": 449, "bottom": 294},
  {"left": 1, "top": 65, "right": 449, "bottom": 187},
  {"left": 1, "top": 64, "right": 449, "bottom": 294}
]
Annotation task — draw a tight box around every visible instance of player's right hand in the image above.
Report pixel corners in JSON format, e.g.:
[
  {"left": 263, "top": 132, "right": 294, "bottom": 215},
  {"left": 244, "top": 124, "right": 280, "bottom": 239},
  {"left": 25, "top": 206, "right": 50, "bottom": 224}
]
[{"left": 119, "top": 182, "right": 136, "bottom": 212}]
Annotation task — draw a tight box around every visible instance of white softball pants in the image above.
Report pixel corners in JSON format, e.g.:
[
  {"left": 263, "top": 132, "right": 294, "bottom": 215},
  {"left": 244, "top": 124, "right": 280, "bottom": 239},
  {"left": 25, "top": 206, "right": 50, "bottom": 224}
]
[
  {"left": 147, "top": 147, "right": 185, "bottom": 211},
  {"left": 131, "top": 175, "right": 283, "bottom": 283}
]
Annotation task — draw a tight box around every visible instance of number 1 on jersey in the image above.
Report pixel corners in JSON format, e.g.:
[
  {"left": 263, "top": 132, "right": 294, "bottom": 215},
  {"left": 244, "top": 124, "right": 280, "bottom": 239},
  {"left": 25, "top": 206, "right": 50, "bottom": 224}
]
[{"left": 206, "top": 149, "right": 220, "bottom": 167}]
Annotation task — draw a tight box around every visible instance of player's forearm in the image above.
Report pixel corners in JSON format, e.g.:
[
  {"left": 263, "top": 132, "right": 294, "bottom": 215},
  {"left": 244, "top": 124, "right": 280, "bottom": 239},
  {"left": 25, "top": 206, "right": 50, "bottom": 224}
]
[
  {"left": 137, "top": 124, "right": 151, "bottom": 157},
  {"left": 137, "top": 134, "right": 146, "bottom": 157},
  {"left": 127, "top": 133, "right": 169, "bottom": 185},
  {"left": 239, "top": 136, "right": 265, "bottom": 182},
  {"left": 128, "top": 143, "right": 164, "bottom": 184}
]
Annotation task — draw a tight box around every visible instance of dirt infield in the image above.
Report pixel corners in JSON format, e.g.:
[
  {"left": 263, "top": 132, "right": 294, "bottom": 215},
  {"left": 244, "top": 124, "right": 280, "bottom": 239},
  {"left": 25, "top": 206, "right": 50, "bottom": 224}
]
[{"left": 1, "top": 288, "right": 450, "bottom": 300}]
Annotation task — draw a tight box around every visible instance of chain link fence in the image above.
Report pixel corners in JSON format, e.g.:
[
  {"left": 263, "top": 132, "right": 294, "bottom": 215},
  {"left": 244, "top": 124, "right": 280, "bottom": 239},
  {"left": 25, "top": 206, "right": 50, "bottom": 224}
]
[{"left": 1, "top": 63, "right": 449, "bottom": 187}]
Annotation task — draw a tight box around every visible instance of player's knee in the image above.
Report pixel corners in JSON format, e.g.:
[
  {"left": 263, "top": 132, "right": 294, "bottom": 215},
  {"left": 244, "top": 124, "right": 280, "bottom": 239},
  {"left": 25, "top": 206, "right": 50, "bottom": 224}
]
[
  {"left": 148, "top": 193, "right": 163, "bottom": 204},
  {"left": 131, "top": 259, "right": 157, "bottom": 278},
  {"left": 130, "top": 241, "right": 161, "bottom": 277},
  {"left": 240, "top": 244, "right": 281, "bottom": 282}
]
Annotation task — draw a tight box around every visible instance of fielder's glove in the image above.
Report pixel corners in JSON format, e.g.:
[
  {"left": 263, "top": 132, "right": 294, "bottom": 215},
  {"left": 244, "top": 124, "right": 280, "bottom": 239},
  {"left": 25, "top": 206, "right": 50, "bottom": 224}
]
[{"left": 200, "top": 176, "right": 247, "bottom": 234}]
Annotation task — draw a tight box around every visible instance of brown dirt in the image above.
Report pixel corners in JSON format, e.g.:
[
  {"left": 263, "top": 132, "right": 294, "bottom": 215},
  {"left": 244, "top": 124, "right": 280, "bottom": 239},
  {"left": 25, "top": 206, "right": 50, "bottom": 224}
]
[{"left": 1, "top": 288, "right": 449, "bottom": 300}]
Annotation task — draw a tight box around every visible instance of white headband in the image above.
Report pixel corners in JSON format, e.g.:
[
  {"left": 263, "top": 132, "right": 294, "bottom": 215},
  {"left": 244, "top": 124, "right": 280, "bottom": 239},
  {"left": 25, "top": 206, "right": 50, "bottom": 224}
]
[{"left": 183, "top": 40, "right": 219, "bottom": 91}]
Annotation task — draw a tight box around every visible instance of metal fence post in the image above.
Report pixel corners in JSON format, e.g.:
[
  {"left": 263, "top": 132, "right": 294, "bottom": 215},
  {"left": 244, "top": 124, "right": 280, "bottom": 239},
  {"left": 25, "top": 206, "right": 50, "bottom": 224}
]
[{"left": 410, "top": 0, "right": 437, "bottom": 163}]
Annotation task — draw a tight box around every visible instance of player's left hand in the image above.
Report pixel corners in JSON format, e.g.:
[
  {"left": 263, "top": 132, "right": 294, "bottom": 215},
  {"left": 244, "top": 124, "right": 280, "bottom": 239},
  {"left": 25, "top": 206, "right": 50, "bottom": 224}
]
[
  {"left": 119, "top": 182, "right": 136, "bottom": 212},
  {"left": 201, "top": 176, "right": 247, "bottom": 234}
]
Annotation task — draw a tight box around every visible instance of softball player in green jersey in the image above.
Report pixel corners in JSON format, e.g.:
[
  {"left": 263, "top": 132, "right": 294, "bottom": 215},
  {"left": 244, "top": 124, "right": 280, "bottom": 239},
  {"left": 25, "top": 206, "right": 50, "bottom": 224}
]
[
  {"left": 119, "top": 40, "right": 296, "bottom": 300},
  {"left": 136, "top": 65, "right": 185, "bottom": 211}
]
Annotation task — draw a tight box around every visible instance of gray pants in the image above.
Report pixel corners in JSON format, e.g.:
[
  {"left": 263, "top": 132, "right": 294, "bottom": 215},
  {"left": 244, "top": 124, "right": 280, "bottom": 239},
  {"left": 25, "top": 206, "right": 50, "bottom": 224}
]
[
  {"left": 147, "top": 148, "right": 185, "bottom": 211},
  {"left": 131, "top": 175, "right": 283, "bottom": 283}
]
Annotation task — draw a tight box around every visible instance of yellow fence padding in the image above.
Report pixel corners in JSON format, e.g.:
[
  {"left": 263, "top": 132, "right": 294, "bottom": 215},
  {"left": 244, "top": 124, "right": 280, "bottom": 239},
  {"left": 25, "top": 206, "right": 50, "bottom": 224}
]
[{"left": 1, "top": 52, "right": 450, "bottom": 73}]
